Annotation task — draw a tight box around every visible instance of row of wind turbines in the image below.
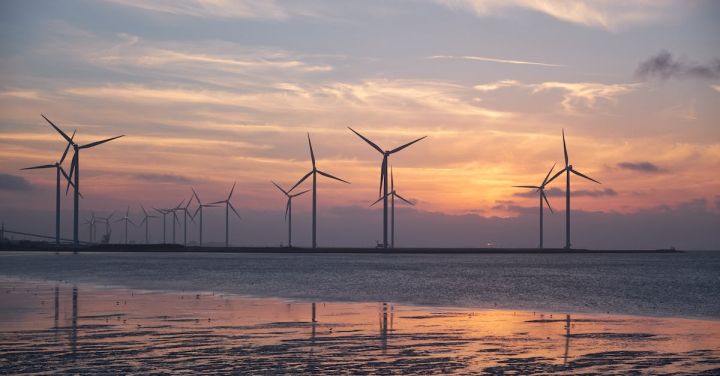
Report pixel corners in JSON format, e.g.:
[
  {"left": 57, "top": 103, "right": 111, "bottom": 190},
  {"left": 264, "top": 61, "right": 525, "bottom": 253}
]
[{"left": 22, "top": 115, "right": 599, "bottom": 249}]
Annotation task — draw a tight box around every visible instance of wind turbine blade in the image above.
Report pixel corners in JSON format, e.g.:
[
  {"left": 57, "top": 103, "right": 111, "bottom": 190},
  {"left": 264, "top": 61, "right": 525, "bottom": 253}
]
[
  {"left": 571, "top": 169, "right": 601, "bottom": 184},
  {"left": 153, "top": 207, "right": 164, "bottom": 215},
  {"left": 79, "top": 135, "right": 124, "bottom": 149},
  {"left": 369, "top": 195, "right": 385, "bottom": 207},
  {"left": 21, "top": 164, "right": 56, "bottom": 170},
  {"left": 542, "top": 190, "right": 553, "bottom": 213},
  {"left": 513, "top": 185, "right": 540, "bottom": 189},
  {"left": 272, "top": 181, "right": 288, "bottom": 196},
  {"left": 347, "top": 127, "right": 383, "bottom": 154},
  {"left": 290, "top": 189, "right": 310, "bottom": 198},
  {"left": 59, "top": 130, "right": 76, "bottom": 164},
  {"left": 208, "top": 200, "right": 225, "bottom": 205},
  {"left": 317, "top": 169, "right": 350, "bottom": 184},
  {"left": 114, "top": 218, "right": 123, "bottom": 223},
  {"left": 545, "top": 169, "right": 565, "bottom": 185},
  {"left": 193, "top": 206, "right": 200, "bottom": 217},
  {"left": 175, "top": 199, "right": 185, "bottom": 209},
  {"left": 126, "top": 205, "right": 130, "bottom": 217},
  {"left": 284, "top": 200, "right": 290, "bottom": 221},
  {"left": 128, "top": 218, "right": 137, "bottom": 226},
  {"left": 391, "top": 166, "right": 394, "bottom": 192},
  {"left": 191, "top": 188, "right": 201, "bottom": 204},
  {"left": 542, "top": 162, "right": 556, "bottom": 187},
  {"left": 562, "top": 129, "right": 568, "bottom": 167},
  {"left": 107, "top": 211, "right": 115, "bottom": 220},
  {"left": 395, "top": 192, "right": 415, "bottom": 206},
  {"left": 228, "top": 181, "right": 236, "bottom": 200},
  {"left": 65, "top": 153, "right": 77, "bottom": 196},
  {"left": 389, "top": 135, "right": 427, "bottom": 154},
  {"left": 41, "top": 114, "right": 73, "bottom": 144},
  {"left": 289, "top": 171, "right": 312, "bottom": 192},
  {"left": 307, "top": 133, "right": 316, "bottom": 168},
  {"left": 140, "top": 217, "right": 147, "bottom": 226},
  {"left": 228, "top": 202, "right": 241, "bottom": 219},
  {"left": 184, "top": 196, "right": 192, "bottom": 209},
  {"left": 141, "top": 204, "right": 148, "bottom": 217}
]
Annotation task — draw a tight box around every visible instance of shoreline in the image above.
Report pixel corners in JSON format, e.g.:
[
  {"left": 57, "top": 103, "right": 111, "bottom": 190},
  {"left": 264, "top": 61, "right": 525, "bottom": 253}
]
[{"left": 0, "top": 243, "right": 685, "bottom": 254}]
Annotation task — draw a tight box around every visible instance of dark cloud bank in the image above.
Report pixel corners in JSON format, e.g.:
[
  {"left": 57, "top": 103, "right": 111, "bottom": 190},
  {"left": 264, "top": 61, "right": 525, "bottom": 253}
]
[
  {"left": 0, "top": 173, "right": 34, "bottom": 191},
  {"left": 617, "top": 161, "right": 662, "bottom": 173}
]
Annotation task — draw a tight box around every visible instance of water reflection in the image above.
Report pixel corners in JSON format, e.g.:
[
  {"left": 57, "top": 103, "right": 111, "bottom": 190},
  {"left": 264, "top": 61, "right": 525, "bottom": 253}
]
[{"left": 0, "top": 280, "right": 719, "bottom": 375}]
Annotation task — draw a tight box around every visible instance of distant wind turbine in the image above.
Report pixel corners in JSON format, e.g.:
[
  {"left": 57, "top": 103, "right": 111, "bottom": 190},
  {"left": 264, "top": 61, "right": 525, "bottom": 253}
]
[
  {"left": 82, "top": 212, "right": 97, "bottom": 243},
  {"left": 546, "top": 129, "right": 601, "bottom": 249},
  {"left": 42, "top": 114, "right": 124, "bottom": 246},
  {"left": 139, "top": 204, "right": 157, "bottom": 244},
  {"left": 370, "top": 167, "right": 414, "bottom": 248},
  {"left": 513, "top": 163, "right": 556, "bottom": 249},
  {"left": 174, "top": 197, "right": 194, "bottom": 246},
  {"left": 289, "top": 133, "right": 350, "bottom": 248},
  {"left": 272, "top": 181, "right": 310, "bottom": 248},
  {"left": 96, "top": 212, "right": 115, "bottom": 243},
  {"left": 153, "top": 208, "right": 170, "bottom": 244},
  {"left": 209, "top": 182, "right": 241, "bottom": 248},
  {"left": 348, "top": 127, "right": 425, "bottom": 248},
  {"left": 20, "top": 130, "right": 78, "bottom": 245},
  {"left": 115, "top": 206, "right": 136, "bottom": 244},
  {"left": 191, "top": 189, "right": 217, "bottom": 246},
  {"left": 169, "top": 200, "right": 184, "bottom": 244}
]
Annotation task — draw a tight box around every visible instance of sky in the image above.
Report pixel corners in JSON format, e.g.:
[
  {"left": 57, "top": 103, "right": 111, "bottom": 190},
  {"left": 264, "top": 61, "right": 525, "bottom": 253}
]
[{"left": 0, "top": 0, "right": 718, "bottom": 249}]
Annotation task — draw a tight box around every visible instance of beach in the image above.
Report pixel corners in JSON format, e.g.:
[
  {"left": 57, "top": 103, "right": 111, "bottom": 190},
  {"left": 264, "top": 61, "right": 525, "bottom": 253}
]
[{"left": 1, "top": 252, "right": 719, "bottom": 374}]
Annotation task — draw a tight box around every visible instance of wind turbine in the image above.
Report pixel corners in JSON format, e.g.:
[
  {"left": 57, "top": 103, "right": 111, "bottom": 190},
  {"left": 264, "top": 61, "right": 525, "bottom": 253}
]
[
  {"left": 139, "top": 204, "right": 157, "bottom": 244},
  {"left": 513, "top": 163, "right": 556, "bottom": 249},
  {"left": 168, "top": 200, "right": 184, "bottom": 244},
  {"left": 115, "top": 206, "right": 136, "bottom": 244},
  {"left": 348, "top": 127, "right": 425, "bottom": 248},
  {"left": 153, "top": 207, "right": 171, "bottom": 244},
  {"left": 191, "top": 189, "right": 217, "bottom": 247},
  {"left": 289, "top": 133, "right": 350, "bottom": 248},
  {"left": 95, "top": 211, "right": 115, "bottom": 244},
  {"left": 42, "top": 114, "right": 124, "bottom": 246},
  {"left": 272, "top": 181, "right": 310, "bottom": 248},
  {"left": 546, "top": 129, "right": 601, "bottom": 249},
  {"left": 82, "top": 212, "right": 97, "bottom": 243},
  {"left": 20, "top": 130, "right": 77, "bottom": 245},
  {"left": 370, "top": 167, "right": 414, "bottom": 248},
  {"left": 174, "top": 197, "right": 194, "bottom": 246},
  {"left": 209, "top": 183, "right": 240, "bottom": 248}
]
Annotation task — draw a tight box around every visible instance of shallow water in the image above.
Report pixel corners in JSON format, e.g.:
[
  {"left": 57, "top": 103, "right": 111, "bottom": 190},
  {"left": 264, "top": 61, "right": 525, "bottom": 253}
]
[
  {"left": 1, "top": 279, "right": 719, "bottom": 374},
  {"left": 0, "top": 251, "right": 719, "bottom": 318}
]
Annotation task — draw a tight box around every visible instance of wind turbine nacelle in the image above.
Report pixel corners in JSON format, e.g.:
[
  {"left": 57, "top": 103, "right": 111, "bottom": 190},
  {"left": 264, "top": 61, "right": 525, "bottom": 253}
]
[{"left": 568, "top": 165, "right": 573, "bottom": 171}]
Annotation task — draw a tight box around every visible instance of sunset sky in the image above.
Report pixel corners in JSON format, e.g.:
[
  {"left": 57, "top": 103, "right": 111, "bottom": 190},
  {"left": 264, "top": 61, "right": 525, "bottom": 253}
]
[{"left": 1, "top": 1, "right": 718, "bottom": 248}]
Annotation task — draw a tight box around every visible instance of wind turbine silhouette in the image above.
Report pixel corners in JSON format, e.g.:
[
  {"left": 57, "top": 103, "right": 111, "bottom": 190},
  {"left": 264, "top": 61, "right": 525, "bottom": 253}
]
[
  {"left": 209, "top": 182, "right": 241, "bottom": 247},
  {"left": 191, "top": 189, "right": 217, "bottom": 247},
  {"left": 115, "top": 206, "right": 136, "bottom": 244},
  {"left": 20, "top": 130, "right": 78, "bottom": 245},
  {"left": 513, "top": 163, "right": 556, "bottom": 249},
  {"left": 272, "top": 181, "right": 310, "bottom": 248},
  {"left": 289, "top": 133, "right": 349, "bottom": 248},
  {"left": 42, "top": 114, "right": 124, "bottom": 246},
  {"left": 82, "top": 212, "right": 97, "bottom": 243},
  {"left": 370, "top": 167, "right": 414, "bottom": 248},
  {"left": 153, "top": 208, "right": 170, "bottom": 244},
  {"left": 546, "top": 129, "right": 601, "bottom": 249},
  {"left": 348, "top": 128, "right": 425, "bottom": 249},
  {"left": 139, "top": 204, "right": 157, "bottom": 244},
  {"left": 96, "top": 211, "right": 115, "bottom": 243},
  {"left": 169, "top": 200, "right": 183, "bottom": 244},
  {"left": 174, "top": 197, "right": 194, "bottom": 246}
]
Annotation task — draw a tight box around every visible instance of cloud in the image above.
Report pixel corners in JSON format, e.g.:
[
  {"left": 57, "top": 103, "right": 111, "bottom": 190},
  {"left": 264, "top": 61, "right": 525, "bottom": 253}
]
[
  {"left": 104, "top": 0, "right": 292, "bottom": 20},
  {"left": 429, "top": 55, "right": 565, "bottom": 67},
  {"left": 617, "top": 161, "right": 662, "bottom": 173},
  {"left": 132, "top": 173, "right": 196, "bottom": 184},
  {"left": 433, "top": 0, "right": 675, "bottom": 31},
  {"left": 0, "top": 174, "right": 34, "bottom": 191},
  {"left": 514, "top": 187, "right": 617, "bottom": 198},
  {"left": 635, "top": 50, "right": 720, "bottom": 81},
  {"left": 713, "top": 85, "right": 720, "bottom": 93}
]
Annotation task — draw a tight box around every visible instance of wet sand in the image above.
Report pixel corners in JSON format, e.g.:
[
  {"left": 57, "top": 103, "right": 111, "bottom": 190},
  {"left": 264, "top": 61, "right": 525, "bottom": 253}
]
[{"left": 1, "top": 278, "right": 719, "bottom": 374}]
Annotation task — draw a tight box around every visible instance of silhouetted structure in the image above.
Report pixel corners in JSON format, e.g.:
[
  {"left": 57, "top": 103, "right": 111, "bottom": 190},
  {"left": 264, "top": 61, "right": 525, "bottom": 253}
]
[
  {"left": 272, "top": 181, "right": 309, "bottom": 247},
  {"left": 42, "top": 115, "right": 124, "bottom": 246},
  {"left": 513, "top": 163, "right": 556, "bottom": 248},
  {"left": 209, "top": 183, "right": 241, "bottom": 247},
  {"left": 21, "top": 130, "right": 77, "bottom": 245},
  {"left": 348, "top": 127, "right": 425, "bottom": 249},
  {"left": 370, "top": 167, "right": 414, "bottom": 248},
  {"left": 546, "top": 130, "right": 601, "bottom": 249},
  {"left": 191, "top": 189, "right": 217, "bottom": 246},
  {"left": 289, "top": 133, "right": 349, "bottom": 248},
  {"left": 139, "top": 204, "right": 157, "bottom": 244},
  {"left": 115, "top": 206, "right": 135, "bottom": 244}
]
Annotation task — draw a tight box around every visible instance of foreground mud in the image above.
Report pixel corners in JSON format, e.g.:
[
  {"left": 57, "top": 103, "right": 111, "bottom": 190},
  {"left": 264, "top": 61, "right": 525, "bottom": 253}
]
[{"left": 1, "top": 279, "right": 719, "bottom": 374}]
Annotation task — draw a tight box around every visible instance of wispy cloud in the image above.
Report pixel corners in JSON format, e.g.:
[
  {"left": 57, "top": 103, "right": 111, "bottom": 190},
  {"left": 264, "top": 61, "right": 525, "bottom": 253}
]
[
  {"left": 713, "top": 85, "right": 720, "bottom": 93},
  {"left": 515, "top": 187, "right": 618, "bottom": 198},
  {"left": 433, "top": 0, "right": 677, "bottom": 31},
  {"left": 104, "top": 0, "right": 293, "bottom": 20},
  {"left": 636, "top": 50, "right": 720, "bottom": 81},
  {"left": 132, "top": 173, "right": 196, "bottom": 184},
  {"left": 429, "top": 55, "right": 565, "bottom": 67}
]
